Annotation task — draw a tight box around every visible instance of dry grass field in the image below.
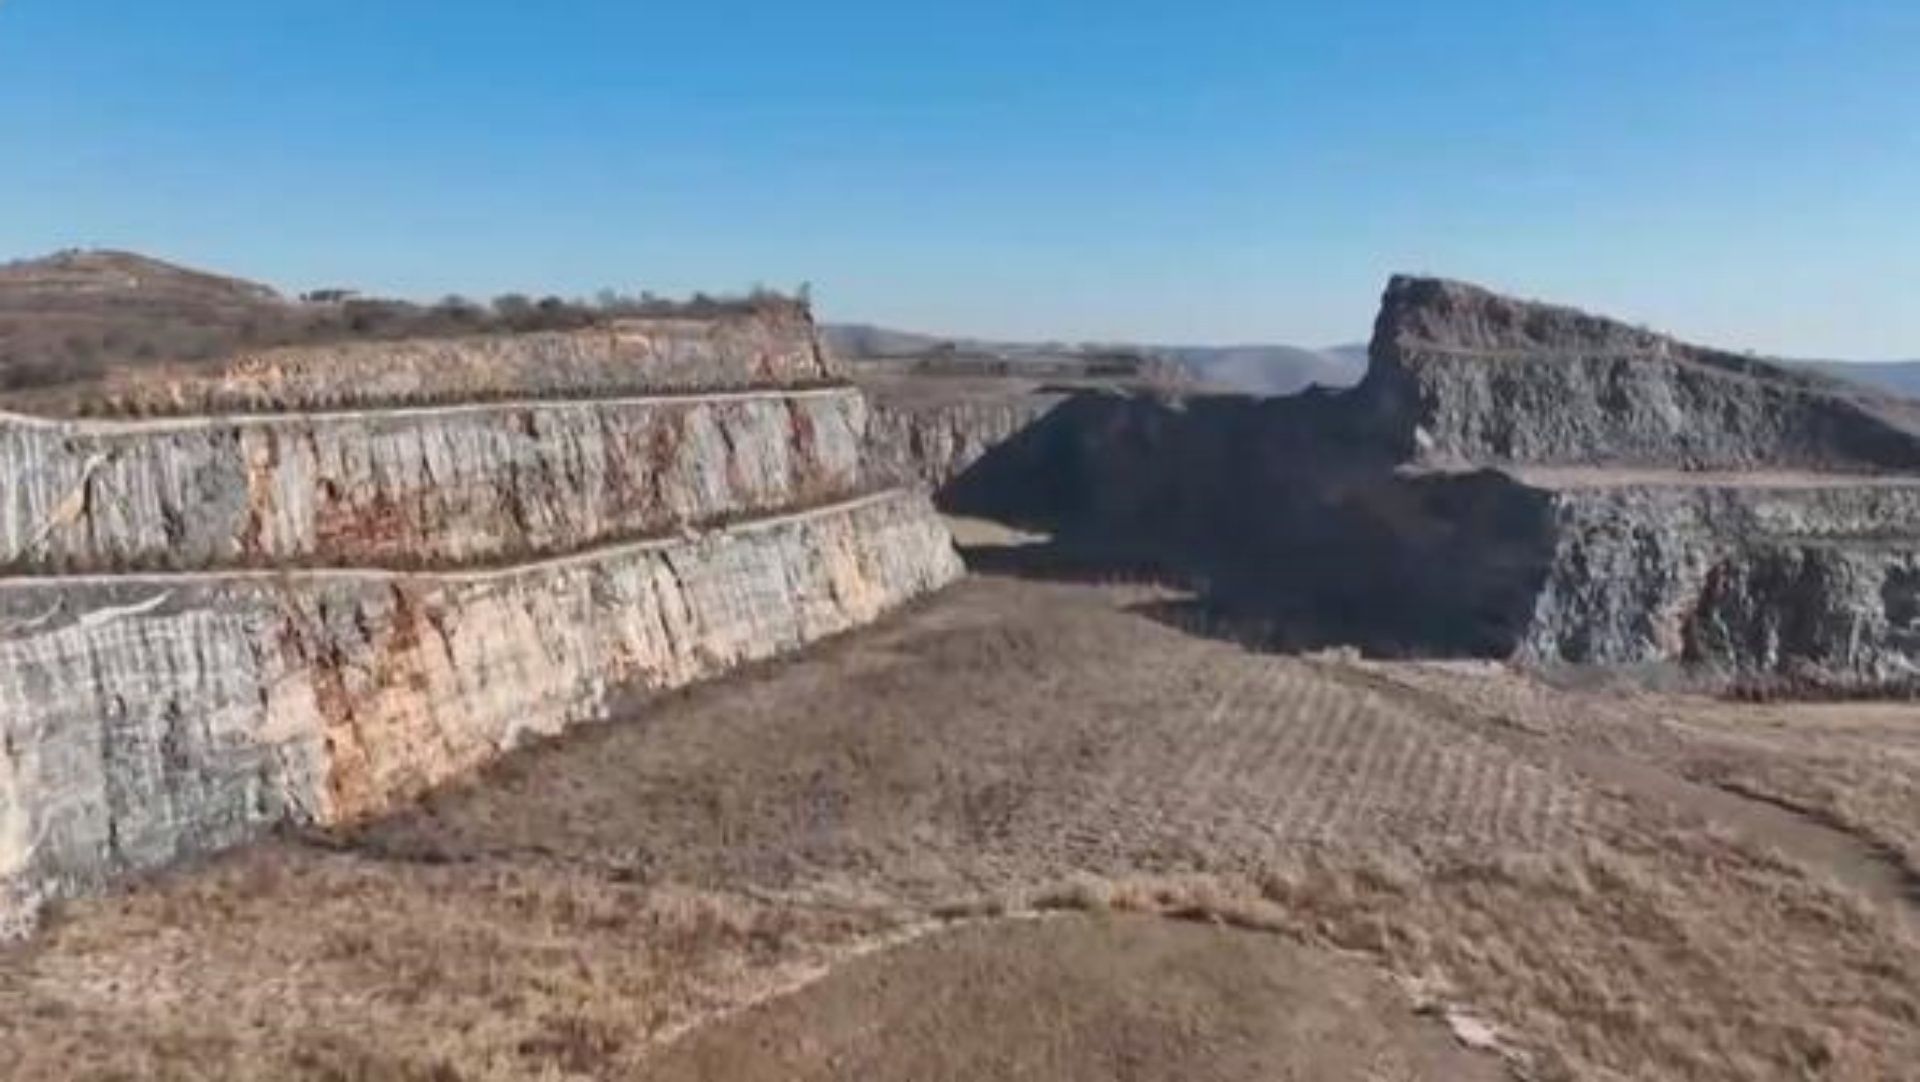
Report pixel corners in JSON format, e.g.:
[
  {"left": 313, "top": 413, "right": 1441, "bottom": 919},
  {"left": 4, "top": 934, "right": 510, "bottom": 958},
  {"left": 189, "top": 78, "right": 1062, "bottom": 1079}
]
[{"left": 2, "top": 557, "right": 1917, "bottom": 1080}]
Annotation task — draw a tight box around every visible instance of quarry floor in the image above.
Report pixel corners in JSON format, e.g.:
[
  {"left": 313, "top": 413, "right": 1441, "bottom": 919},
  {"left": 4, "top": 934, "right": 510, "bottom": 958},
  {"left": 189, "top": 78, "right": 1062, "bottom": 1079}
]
[{"left": 4, "top": 528, "right": 1920, "bottom": 1080}]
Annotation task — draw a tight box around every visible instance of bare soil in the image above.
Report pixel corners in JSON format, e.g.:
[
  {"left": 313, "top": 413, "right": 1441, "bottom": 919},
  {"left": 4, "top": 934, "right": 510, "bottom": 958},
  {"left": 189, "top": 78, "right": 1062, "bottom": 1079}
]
[
  {"left": 645, "top": 914, "right": 1503, "bottom": 1082},
  {"left": 3, "top": 566, "right": 1918, "bottom": 1080}
]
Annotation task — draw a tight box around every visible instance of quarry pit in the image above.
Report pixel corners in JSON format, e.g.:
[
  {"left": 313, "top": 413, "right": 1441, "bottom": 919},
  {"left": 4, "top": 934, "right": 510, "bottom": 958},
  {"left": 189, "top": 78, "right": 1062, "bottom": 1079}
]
[{"left": 3, "top": 261, "right": 1919, "bottom": 1081}]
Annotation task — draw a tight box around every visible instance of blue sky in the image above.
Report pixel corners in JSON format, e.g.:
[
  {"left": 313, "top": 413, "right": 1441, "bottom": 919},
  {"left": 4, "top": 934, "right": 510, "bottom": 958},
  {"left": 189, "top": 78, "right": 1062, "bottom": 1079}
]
[{"left": 2, "top": 2, "right": 1916, "bottom": 356}]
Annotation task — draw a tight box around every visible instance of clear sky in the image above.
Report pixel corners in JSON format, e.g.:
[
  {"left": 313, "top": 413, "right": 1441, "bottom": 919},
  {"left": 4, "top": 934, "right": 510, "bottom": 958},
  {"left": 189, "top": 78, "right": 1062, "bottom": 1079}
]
[{"left": 2, "top": 2, "right": 1916, "bottom": 356}]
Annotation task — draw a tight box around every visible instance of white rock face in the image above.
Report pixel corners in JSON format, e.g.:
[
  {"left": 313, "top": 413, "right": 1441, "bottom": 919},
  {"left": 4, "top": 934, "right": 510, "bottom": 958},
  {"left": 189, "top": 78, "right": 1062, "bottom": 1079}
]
[
  {"left": 0, "top": 389, "right": 867, "bottom": 570},
  {"left": 0, "top": 305, "right": 967, "bottom": 937},
  {"left": 863, "top": 395, "right": 1065, "bottom": 489},
  {"left": 0, "top": 491, "right": 961, "bottom": 933}
]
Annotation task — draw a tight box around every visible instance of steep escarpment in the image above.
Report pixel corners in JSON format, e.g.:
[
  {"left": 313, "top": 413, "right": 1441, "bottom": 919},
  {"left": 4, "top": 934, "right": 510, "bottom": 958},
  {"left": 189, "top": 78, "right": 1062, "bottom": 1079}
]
[
  {"left": 1511, "top": 475, "right": 1920, "bottom": 671},
  {"left": 851, "top": 350, "right": 1197, "bottom": 492},
  {"left": 0, "top": 491, "right": 959, "bottom": 933},
  {"left": 1339, "top": 279, "right": 1920, "bottom": 673},
  {"left": 1684, "top": 542, "right": 1920, "bottom": 677},
  {"left": 1361, "top": 276, "right": 1920, "bottom": 471},
  {"left": 907, "top": 278, "right": 1920, "bottom": 681},
  {"left": 863, "top": 392, "right": 1066, "bottom": 489},
  {"left": 0, "top": 388, "right": 867, "bottom": 571},
  {"left": 0, "top": 293, "right": 963, "bottom": 934}
]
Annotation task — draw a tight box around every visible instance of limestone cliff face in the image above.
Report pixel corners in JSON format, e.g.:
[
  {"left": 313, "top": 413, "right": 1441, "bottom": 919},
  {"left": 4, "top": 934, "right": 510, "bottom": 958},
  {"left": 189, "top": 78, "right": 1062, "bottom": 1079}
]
[
  {"left": 1363, "top": 276, "right": 1920, "bottom": 471},
  {"left": 1349, "top": 278, "right": 1920, "bottom": 670},
  {"left": 79, "top": 306, "right": 838, "bottom": 415},
  {"left": 834, "top": 277, "right": 1920, "bottom": 682},
  {"left": 0, "top": 491, "right": 960, "bottom": 933},
  {"left": 1520, "top": 481, "right": 1920, "bottom": 672},
  {"left": 0, "top": 298, "right": 964, "bottom": 936},
  {"left": 903, "top": 372, "right": 1920, "bottom": 677},
  {"left": 1684, "top": 545, "right": 1920, "bottom": 677},
  {"left": 0, "top": 389, "right": 866, "bottom": 571},
  {"left": 862, "top": 394, "right": 1065, "bottom": 489}
]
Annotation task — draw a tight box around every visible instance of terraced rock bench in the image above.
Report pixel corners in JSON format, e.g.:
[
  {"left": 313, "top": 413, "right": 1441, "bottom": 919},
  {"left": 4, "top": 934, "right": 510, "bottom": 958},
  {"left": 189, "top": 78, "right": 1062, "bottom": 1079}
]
[
  {"left": 883, "top": 278, "right": 1920, "bottom": 683},
  {"left": 1361, "top": 278, "right": 1920, "bottom": 675},
  {"left": 0, "top": 310, "right": 965, "bottom": 935},
  {"left": 0, "top": 387, "right": 868, "bottom": 571},
  {"left": 0, "top": 491, "right": 959, "bottom": 935}
]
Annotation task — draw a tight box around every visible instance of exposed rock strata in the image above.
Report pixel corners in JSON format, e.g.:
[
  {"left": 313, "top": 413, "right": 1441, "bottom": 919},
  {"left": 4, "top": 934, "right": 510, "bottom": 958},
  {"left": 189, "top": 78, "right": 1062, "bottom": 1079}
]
[
  {"left": 62, "top": 307, "right": 838, "bottom": 416},
  {"left": 1521, "top": 478, "right": 1920, "bottom": 673},
  {"left": 0, "top": 388, "right": 866, "bottom": 570},
  {"left": 895, "top": 278, "right": 1920, "bottom": 680},
  {"left": 1355, "top": 278, "right": 1920, "bottom": 673},
  {"left": 1683, "top": 543, "right": 1920, "bottom": 677},
  {"left": 1361, "top": 276, "right": 1920, "bottom": 471},
  {"left": 863, "top": 394, "right": 1065, "bottom": 489},
  {"left": 0, "top": 296, "right": 967, "bottom": 935},
  {"left": 0, "top": 490, "right": 961, "bottom": 933}
]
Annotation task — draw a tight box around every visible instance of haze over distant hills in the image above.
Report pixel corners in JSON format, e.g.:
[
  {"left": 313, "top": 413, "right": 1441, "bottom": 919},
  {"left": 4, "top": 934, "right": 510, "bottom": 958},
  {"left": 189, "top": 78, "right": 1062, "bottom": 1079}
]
[
  {"left": 2, "top": 252, "right": 1909, "bottom": 403},
  {"left": 828, "top": 322, "right": 1920, "bottom": 401},
  {"left": 1800, "top": 360, "right": 1920, "bottom": 398},
  {"left": 823, "top": 323, "right": 1368, "bottom": 396}
]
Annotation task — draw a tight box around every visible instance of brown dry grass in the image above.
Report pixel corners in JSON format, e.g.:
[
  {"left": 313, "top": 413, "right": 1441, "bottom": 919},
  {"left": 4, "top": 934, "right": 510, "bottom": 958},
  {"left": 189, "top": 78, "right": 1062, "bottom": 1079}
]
[
  {"left": 1373, "top": 658, "right": 1920, "bottom": 883},
  {"left": 1661, "top": 706, "right": 1920, "bottom": 877},
  {"left": 0, "top": 846, "right": 897, "bottom": 1080},
  {"left": 641, "top": 911, "right": 1501, "bottom": 1082},
  {"left": 3, "top": 576, "right": 1918, "bottom": 1080},
  {"left": 1016, "top": 828, "right": 1919, "bottom": 1081},
  {"left": 0, "top": 250, "right": 805, "bottom": 409}
]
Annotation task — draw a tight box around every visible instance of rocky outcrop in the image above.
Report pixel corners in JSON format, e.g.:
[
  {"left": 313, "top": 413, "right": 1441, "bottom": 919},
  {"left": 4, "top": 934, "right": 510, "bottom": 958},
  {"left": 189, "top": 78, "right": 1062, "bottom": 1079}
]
[
  {"left": 1518, "top": 477, "right": 1920, "bottom": 673},
  {"left": 69, "top": 306, "right": 838, "bottom": 416},
  {"left": 0, "top": 490, "right": 960, "bottom": 933},
  {"left": 0, "top": 388, "right": 866, "bottom": 571},
  {"left": 1685, "top": 543, "right": 1920, "bottom": 677},
  {"left": 863, "top": 394, "right": 1066, "bottom": 489},
  {"left": 909, "top": 278, "right": 1920, "bottom": 681},
  {"left": 1361, "top": 276, "right": 1920, "bottom": 471},
  {"left": 0, "top": 290, "right": 966, "bottom": 935},
  {"left": 1352, "top": 278, "right": 1920, "bottom": 673},
  {"left": 932, "top": 391, "right": 1920, "bottom": 673}
]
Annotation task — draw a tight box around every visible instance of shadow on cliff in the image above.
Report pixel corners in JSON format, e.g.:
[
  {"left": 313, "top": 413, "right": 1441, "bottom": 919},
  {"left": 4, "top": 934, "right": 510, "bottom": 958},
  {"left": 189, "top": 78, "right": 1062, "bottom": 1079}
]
[{"left": 935, "top": 389, "right": 1557, "bottom": 660}]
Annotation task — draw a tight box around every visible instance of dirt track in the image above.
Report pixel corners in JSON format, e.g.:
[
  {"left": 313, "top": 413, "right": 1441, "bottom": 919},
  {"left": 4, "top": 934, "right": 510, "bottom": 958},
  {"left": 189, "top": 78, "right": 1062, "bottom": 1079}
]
[
  {"left": 3, "top": 567, "right": 1918, "bottom": 1080},
  {"left": 645, "top": 914, "right": 1502, "bottom": 1082}
]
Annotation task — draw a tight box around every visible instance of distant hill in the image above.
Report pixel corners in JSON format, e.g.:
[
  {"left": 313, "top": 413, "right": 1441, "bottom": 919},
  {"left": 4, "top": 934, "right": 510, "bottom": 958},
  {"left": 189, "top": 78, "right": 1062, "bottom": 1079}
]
[
  {"left": 1323, "top": 343, "right": 1371, "bottom": 370},
  {"left": 0, "top": 248, "right": 791, "bottom": 399},
  {"left": 826, "top": 318, "right": 1920, "bottom": 400},
  {"left": 824, "top": 323, "right": 1366, "bottom": 396},
  {"left": 0, "top": 250, "right": 297, "bottom": 389},
  {"left": 0, "top": 249, "right": 283, "bottom": 304},
  {"left": 1800, "top": 360, "right": 1920, "bottom": 399}
]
